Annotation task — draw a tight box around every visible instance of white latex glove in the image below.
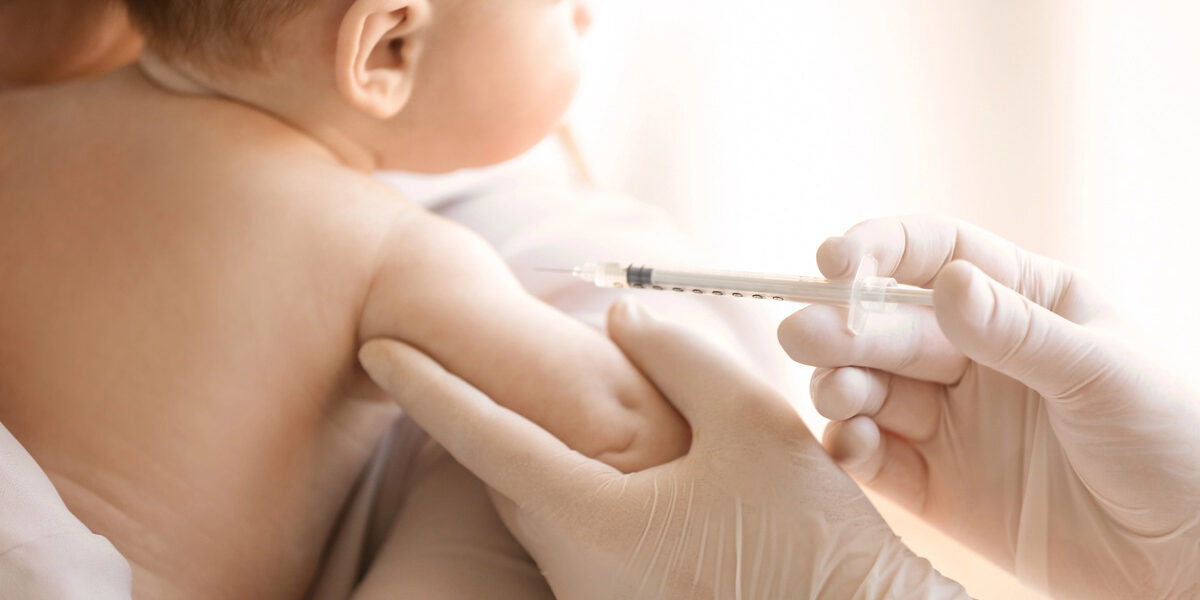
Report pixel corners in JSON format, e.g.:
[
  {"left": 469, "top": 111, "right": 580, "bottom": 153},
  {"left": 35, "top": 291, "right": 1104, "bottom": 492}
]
[
  {"left": 778, "top": 216, "right": 1200, "bottom": 600},
  {"left": 359, "top": 299, "right": 970, "bottom": 600}
]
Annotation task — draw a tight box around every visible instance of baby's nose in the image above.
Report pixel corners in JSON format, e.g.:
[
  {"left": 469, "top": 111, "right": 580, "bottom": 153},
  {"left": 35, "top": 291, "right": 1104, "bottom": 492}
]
[{"left": 573, "top": 0, "right": 594, "bottom": 35}]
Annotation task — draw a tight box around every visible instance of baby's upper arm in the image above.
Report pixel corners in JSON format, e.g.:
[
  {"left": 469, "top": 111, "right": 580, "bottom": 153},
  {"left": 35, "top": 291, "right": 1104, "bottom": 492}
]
[{"left": 358, "top": 212, "right": 688, "bottom": 470}]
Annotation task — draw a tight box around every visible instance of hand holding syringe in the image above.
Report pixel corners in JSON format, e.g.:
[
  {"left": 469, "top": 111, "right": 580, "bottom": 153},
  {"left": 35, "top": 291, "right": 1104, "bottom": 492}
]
[{"left": 542, "top": 257, "right": 932, "bottom": 334}]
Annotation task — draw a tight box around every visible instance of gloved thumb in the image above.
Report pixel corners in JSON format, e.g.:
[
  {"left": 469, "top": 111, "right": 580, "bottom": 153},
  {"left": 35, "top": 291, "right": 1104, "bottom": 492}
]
[
  {"left": 358, "top": 338, "right": 621, "bottom": 511},
  {"left": 607, "top": 298, "right": 806, "bottom": 444},
  {"left": 933, "top": 260, "right": 1118, "bottom": 404}
]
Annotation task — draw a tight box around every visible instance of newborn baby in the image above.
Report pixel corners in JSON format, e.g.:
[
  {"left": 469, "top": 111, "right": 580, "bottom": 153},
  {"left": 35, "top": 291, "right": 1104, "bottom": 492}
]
[{"left": 0, "top": 0, "right": 688, "bottom": 597}]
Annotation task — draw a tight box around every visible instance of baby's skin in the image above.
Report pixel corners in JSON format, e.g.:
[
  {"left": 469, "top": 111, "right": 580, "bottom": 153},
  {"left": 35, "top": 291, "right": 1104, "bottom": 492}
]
[{"left": 0, "top": 60, "right": 687, "bottom": 600}]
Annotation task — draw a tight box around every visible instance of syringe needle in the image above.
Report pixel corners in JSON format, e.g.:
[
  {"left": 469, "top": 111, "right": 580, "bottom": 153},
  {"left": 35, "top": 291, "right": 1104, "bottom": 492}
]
[{"left": 534, "top": 267, "right": 576, "bottom": 274}]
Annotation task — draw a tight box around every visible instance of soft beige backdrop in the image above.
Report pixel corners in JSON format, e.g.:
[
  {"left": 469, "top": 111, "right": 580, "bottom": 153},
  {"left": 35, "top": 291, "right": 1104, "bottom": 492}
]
[{"left": 566, "top": 1, "right": 1200, "bottom": 597}]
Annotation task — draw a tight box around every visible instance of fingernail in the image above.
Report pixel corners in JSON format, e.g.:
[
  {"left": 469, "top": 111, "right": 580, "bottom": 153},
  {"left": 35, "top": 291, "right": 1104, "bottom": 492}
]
[
  {"left": 953, "top": 261, "right": 987, "bottom": 300},
  {"left": 611, "top": 296, "right": 653, "bottom": 324},
  {"left": 934, "top": 261, "right": 993, "bottom": 330},
  {"left": 614, "top": 296, "right": 640, "bottom": 322},
  {"left": 961, "top": 263, "right": 997, "bottom": 324},
  {"left": 358, "top": 340, "right": 393, "bottom": 383},
  {"left": 817, "top": 236, "right": 853, "bottom": 278}
]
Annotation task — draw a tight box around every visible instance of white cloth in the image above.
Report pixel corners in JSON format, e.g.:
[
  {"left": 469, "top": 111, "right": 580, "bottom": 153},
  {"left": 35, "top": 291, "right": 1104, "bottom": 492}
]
[{"left": 0, "top": 422, "right": 132, "bottom": 598}]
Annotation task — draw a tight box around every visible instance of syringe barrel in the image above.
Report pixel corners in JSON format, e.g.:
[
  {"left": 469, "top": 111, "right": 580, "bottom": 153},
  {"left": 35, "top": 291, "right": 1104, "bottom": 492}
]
[
  {"left": 572, "top": 261, "right": 934, "bottom": 332},
  {"left": 883, "top": 286, "right": 935, "bottom": 307},
  {"left": 643, "top": 267, "right": 853, "bottom": 304}
]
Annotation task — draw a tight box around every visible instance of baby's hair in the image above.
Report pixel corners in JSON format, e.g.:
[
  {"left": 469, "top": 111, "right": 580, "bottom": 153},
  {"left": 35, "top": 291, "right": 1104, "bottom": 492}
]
[{"left": 121, "top": 0, "right": 319, "bottom": 68}]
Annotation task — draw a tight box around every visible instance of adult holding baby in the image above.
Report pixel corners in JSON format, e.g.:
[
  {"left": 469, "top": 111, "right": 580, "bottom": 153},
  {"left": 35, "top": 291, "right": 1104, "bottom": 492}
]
[{"left": 361, "top": 216, "right": 1200, "bottom": 599}]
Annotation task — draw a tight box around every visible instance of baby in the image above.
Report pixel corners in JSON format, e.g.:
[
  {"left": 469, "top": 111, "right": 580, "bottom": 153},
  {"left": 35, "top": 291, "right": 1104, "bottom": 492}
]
[{"left": 0, "top": 0, "right": 690, "bottom": 597}]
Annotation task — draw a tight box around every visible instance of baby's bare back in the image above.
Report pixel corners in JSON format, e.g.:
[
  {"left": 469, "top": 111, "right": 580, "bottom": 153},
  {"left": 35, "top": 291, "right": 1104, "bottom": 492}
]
[{"left": 0, "top": 68, "right": 409, "bottom": 598}]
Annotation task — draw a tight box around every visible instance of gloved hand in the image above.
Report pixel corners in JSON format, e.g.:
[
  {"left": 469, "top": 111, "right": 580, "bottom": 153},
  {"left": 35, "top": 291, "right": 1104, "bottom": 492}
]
[
  {"left": 779, "top": 216, "right": 1200, "bottom": 600},
  {"left": 359, "top": 299, "right": 970, "bottom": 600}
]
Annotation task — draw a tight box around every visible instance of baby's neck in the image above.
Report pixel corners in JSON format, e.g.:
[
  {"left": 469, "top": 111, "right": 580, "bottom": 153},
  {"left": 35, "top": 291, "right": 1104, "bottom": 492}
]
[
  {"left": 136, "top": 50, "right": 378, "bottom": 173},
  {"left": 137, "top": 50, "right": 214, "bottom": 96}
]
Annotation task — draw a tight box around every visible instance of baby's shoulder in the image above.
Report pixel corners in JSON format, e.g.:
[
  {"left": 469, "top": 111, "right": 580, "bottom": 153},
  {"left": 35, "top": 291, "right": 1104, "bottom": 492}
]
[
  {"left": 242, "top": 164, "right": 443, "bottom": 284},
  {"left": 355, "top": 186, "right": 525, "bottom": 343},
  {"left": 281, "top": 165, "right": 431, "bottom": 238}
]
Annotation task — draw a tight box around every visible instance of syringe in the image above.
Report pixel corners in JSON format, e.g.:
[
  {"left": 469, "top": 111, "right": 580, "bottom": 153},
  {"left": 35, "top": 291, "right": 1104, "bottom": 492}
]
[{"left": 547, "top": 257, "right": 932, "bottom": 334}]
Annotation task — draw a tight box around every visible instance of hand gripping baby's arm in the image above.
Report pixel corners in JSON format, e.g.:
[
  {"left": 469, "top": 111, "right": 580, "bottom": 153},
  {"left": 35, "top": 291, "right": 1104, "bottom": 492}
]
[
  {"left": 358, "top": 212, "right": 691, "bottom": 472},
  {"left": 349, "top": 211, "right": 690, "bottom": 597}
]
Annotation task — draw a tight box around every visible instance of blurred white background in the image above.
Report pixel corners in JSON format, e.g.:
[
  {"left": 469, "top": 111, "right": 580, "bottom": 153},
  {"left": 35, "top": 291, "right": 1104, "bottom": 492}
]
[{"left": 564, "top": 1, "right": 1200, "bottom": 597}]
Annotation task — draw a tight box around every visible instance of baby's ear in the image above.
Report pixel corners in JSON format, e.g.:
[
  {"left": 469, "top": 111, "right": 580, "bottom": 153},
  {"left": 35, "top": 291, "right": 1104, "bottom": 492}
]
[{"left": 335, "top": 0, "right": 431, "bottom": 119}]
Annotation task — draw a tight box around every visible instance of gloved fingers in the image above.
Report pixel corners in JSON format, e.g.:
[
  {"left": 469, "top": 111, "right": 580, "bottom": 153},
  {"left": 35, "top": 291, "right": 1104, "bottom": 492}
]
[
  {"left": 778, "top": 303, "right": 968, "bottom": 385},
  {"left": 608, "top": 298, "right": 803, "bottom": 436},
  {"left": 823, "top": 416, "right": 930, "bottom": 515},
  {"left": 816, "top": 216, "right": 1009, "bottom": 286},
  {"left": 810, "top": 367, "right": 943, "bottom": 443},
  {"left": 359, "top": 338, "right": 622, "bottom": 510},
  {"left": 933, "top": 260, "right": 1119, "bottom": 403},
  {"left": 817, "top": 217, "right": 1104, "bottom": 322}
]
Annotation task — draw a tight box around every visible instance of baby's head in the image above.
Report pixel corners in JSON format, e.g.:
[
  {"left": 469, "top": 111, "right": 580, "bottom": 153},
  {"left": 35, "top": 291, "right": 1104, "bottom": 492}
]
[{"left": 124, "top": 0, "right": 592, "bottom": 172}]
